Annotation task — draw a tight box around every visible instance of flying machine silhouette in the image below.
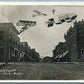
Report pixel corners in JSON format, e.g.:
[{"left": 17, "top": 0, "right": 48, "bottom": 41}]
[
  {"left": 46, "top": 13, "right": 77, "bottom": 27},
  {"left": 16, "top": 9, "right": 77, "bottom": 34},
  {"left": 32, "top": 10, "right": 47, "bottom": 17},
  {"left": 16, "top": 20, "right": 36, "bottom": 34},
  {"left": 32, "top": 9, "right": 77, "bottom": 27}
]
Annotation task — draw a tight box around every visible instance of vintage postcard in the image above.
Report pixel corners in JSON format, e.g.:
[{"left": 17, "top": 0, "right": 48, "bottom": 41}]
[{"left": 0, "top": 2, "right": 84, "bottom": 80}]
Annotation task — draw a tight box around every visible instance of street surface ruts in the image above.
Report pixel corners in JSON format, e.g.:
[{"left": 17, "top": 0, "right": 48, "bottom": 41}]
[{"left": 0, "top": 63, "right": 84, "bottom": 80}]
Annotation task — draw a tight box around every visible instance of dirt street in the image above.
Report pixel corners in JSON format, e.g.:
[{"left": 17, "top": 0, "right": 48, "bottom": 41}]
[{"left": 0, "top": 63, "right": 84, "bottom": 80}]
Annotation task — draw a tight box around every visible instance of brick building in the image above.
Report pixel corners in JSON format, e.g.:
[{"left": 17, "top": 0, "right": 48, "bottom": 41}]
[
  {"left": 0, "top": 22, "right": 40, "bottom": 63},
  {"left": 64, "top": 20, "right": 84, "bottom": 62},
  {"left": 0, "top": 23, "right": 20, "bottom": 62},
  {"left": 53, "top": 20, "right": 84, "bottom": 62}
]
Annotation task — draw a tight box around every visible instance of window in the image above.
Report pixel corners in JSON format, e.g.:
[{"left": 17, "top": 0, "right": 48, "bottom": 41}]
[
  {"left": 0, "top": 31, "right": 4, "bottom": 41},
  {"left": 0, "top": 47, "right": 4, "bottom": 55},
  {"left": 81, "top": 49, "right": 84, "bottom": 55}
]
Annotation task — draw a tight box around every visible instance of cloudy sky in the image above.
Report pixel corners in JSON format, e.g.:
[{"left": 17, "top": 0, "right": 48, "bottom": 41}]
[{"left": 0, "top": 5, "right": 84, "bottom": 58}]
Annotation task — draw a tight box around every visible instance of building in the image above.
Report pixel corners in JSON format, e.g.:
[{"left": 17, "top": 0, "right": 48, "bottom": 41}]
[
  {"left": 64, "top": 20, "right": 84, "bottom": 62},
  {"left": 0, "top": 22, "right": 40, "bottom": 63},
  {"left": 43, "top": 56, "right": 52, "bottom": 62},
  {"left": 0, "top": 23, "right": 20, "bottom": 62},
  {"left": 53, "top": 20, "right": 84, "bottom": 62},
  {"left": 29, "top": 48, "right": 40, "bottom": 62},
  {"left": 20, "top": 42, "right": 31, "bottom": 62}
]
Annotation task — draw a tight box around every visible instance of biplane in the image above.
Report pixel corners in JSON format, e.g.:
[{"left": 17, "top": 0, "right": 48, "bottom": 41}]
[
  {"left": 32, "top": 10, "right": 47, "bottom": 17},
  {"left": 16, "top": 20, "right": 36, "bottom": 34}
]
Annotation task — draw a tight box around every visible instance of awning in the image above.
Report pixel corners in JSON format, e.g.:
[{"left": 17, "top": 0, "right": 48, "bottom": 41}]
[
  {"left": 63, "top": 51, "right": 69, "bottom": 57},
  {"left": 54, "top": 51, "right": 69, "bottom": 59},
  {"left": 55, "top": 54, "right": 60, "bottom": 59}
]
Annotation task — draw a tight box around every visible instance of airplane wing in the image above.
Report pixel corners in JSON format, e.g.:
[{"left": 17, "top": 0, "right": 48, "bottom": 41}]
[
  {"left": 16, "top": 20, "right": 37, "bottom": 27},
  {"left": 33, "top": 10, "right": 41, "bottom": 15},
  {"left": 19, "top": 26, "right": 29, "bottom": 34},
  {"left": 58, "top": 13, "right": 77, "bottom": 20},
  {"left": 33, "top": 10, "right": 47, "bottom": 16},
  {"left": 17, "top": 20, "right": 37, "bottom": 34},
  {"left": 71, "top": 15, "right": 77, "bottom": 20},
  {"left": 32, "top": 14, "right": 38, "bottom": 17}
]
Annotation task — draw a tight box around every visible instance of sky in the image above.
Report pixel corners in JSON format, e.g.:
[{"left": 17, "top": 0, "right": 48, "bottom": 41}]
[{"left": 0, "top": 5, "right": 84, "bottom": 58}]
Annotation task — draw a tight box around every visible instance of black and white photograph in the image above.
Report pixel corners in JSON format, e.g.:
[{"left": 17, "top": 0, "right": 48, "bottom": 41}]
[{"left": 0, "top": 4, "right": 84, "bottom": 80}]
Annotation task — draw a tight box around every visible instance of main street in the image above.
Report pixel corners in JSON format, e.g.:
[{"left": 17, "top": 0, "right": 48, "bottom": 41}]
[{"left": 0, "top": 62, "right": 84, "bottom": 80}]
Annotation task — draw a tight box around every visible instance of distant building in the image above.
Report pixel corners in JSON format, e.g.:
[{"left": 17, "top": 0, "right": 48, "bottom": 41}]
[
  {"left": 20, "top": 42, "right": 31, "bottom": 62},
  {"left": 29, "top": 48, "right": 40, "bottom": 62},
  {"left": 43, "top": 56, "right": 52, "bottom": 62},
  {"left": 53, "top": 20, "right": 84, "bottom": 62}
]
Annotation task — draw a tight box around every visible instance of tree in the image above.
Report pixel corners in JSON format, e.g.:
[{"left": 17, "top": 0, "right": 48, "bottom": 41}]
[{"left": 29, "top": 48, "right": 40, "bottom": 62}]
